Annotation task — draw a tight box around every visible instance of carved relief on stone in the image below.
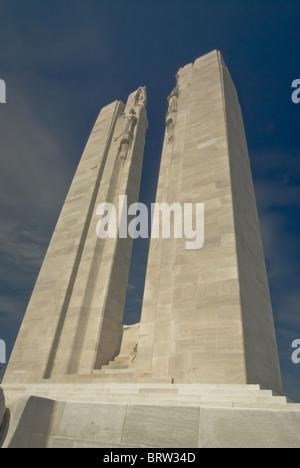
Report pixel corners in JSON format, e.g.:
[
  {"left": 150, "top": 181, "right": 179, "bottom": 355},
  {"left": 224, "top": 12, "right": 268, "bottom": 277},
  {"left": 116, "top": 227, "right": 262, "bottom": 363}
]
[
  {"left": 166, "top": 85, "right": 180, "bottom": 117},
  {"left": 135, "top": 86, "right": 147, "bottom": 107},
  {"left": 129, "top": 343, "right": 138, "bottom": 363},
  {"left": 166, "top": 118, "right": 174, "bottom": 142},
  {"left": 165, "top": 85, "right": 180, "bottom": 143},
  {"left": 115, "top": 87, "right": 146, "bottom": 160},
  {"left": 118, "top": 110, "right": 138, "bottom": 160},
  {"left": 124, "top": 110, "right": 137, "bottom": 136},
  {"left": 119, "top": 139, "right": 130, "bottom": 160}
]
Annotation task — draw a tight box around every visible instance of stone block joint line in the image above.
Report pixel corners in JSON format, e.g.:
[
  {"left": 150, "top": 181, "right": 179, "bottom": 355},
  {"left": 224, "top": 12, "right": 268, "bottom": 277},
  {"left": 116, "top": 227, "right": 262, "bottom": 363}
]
[{"left": 1, "top": 53, "right": 298, "bottom": 449}]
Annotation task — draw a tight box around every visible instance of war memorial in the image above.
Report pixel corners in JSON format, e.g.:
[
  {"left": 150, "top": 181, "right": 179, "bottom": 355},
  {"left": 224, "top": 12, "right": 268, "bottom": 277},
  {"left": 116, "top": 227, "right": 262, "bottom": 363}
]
[{"left": 1, "top": 51, "right": 299, "bottom": 448}]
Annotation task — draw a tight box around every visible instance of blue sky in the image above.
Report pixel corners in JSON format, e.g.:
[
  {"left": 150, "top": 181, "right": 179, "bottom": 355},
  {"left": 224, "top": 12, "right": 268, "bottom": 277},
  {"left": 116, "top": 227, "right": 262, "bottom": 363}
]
[{"left": 0, "top": 0, "right": 299, "bottom": 401}]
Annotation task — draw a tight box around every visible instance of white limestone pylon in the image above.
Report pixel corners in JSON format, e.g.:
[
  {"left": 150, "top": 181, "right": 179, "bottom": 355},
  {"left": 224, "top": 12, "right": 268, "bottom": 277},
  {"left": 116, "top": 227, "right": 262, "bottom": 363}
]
[{"left": 1, "top": 51, "right": 299, "bottom": 449}]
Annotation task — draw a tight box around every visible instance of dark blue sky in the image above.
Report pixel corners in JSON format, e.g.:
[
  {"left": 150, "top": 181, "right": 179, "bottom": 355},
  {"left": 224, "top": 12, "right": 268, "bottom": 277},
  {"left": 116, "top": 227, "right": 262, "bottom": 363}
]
[{"left": 0, "top": 0, "right": 299, "bottom": 401}]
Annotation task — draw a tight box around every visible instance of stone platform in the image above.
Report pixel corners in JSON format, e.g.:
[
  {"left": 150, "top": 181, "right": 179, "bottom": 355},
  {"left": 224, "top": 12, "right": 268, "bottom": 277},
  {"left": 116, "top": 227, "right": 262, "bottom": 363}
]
[
  {"left": 0, "top": 387, "right": 5, "bottom": 431},
  {"left": 1, "top": 383, "right": 300, "bottom": 448}
]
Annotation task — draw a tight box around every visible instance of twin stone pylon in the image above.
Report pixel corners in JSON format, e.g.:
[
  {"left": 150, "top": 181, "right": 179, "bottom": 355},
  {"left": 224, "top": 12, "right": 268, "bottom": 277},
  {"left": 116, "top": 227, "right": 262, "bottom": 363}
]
[
  {"left": 4, "top": 86, "right": 148, "bottom": 382},
  {"left": 4, "top": 50, "right": 282, "bottom": 396}
]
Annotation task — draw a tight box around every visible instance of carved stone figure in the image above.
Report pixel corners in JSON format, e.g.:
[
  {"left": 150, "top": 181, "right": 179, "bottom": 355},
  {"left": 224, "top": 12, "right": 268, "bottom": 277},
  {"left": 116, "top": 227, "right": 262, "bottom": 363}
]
[
  {"left": 165, "top": 85, "right": 180, "bottom": 143},
  {"left": 124, "top": 112, "right": 137, "bottom": 135},
  {"left": 166, "top": 85, "right": 180, "bottom": 117},
  {"left": 166, "top": 118, "right": 174, "bottom": 142},
  {"left": 119, "top": 139, "right": 130, "bottom": 160},
  {"left": 135, "top": 87, "right": 147, "bottom": 107}
]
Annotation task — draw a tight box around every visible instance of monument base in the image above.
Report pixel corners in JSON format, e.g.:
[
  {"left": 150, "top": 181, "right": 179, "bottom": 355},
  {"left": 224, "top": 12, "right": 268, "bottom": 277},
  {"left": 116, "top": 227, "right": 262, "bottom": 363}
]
[
  {"left": 1, "top": 383, "right": 300, "bottom": 448},
  {"left": 0, "top": 387, "right": 5, "bottom": 433}
]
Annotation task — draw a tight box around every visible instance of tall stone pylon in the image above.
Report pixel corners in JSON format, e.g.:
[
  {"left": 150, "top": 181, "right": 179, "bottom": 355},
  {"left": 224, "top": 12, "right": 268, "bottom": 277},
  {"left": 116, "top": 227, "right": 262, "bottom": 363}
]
[
  {"left": 3, "top": 52, "right": 300, "bottom": 450},
  {"left": 135, "top": 51, "right": 283, "bottom": 395},
  {"left": 4, "top": 87, "right": 148, "bottom": 383}
]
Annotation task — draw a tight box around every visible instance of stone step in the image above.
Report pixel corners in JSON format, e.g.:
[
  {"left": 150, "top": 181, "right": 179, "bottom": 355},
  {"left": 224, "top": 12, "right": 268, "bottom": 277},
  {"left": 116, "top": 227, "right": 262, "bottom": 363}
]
[
  {"left": 4, "top": 384, "right": 289, "bottom": 407},
  {"left": 101, "top": 363, "right": 130, "bottom": 370},
  {"left": 112, "top": 356, "right": 131, "bottom": 363},
  {"left": 102, "top": 368, "right": 136, "bottom": 374},
  {"left": 76, "top": 392, "right": 287, "bottom": 404},
  {"left": 4, "top": 383, "right": 297, "bottom": 414},
  {"left": 101, "top": 364, "right": 129, "bottom": 370},
  {"left": 101, "top": 356, "right": 130, "bottom": 369},
  {"left": 2, "top": 382, "right": 283, "bottom": 394},
  {"left": 20, "top": 392, "right": 290, "bottom": 409},
  {"left": 2, "top": 382, "right": 291, "bottom": 397},
  {"left": 91, "top": 374, "right": 136, "bottom": 383},
  {"left": 135, "top": 386, "right": 275, "bottom": 397}
]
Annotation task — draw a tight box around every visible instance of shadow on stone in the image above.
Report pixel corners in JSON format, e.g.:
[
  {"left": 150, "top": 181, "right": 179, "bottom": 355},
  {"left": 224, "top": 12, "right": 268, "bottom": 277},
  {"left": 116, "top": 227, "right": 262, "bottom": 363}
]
[
  {"left": 8, "top": 396, "right": 56, "bottom": 448},
  {"left": 0, "top": 409, "right": 10, "bottom": 448}
]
